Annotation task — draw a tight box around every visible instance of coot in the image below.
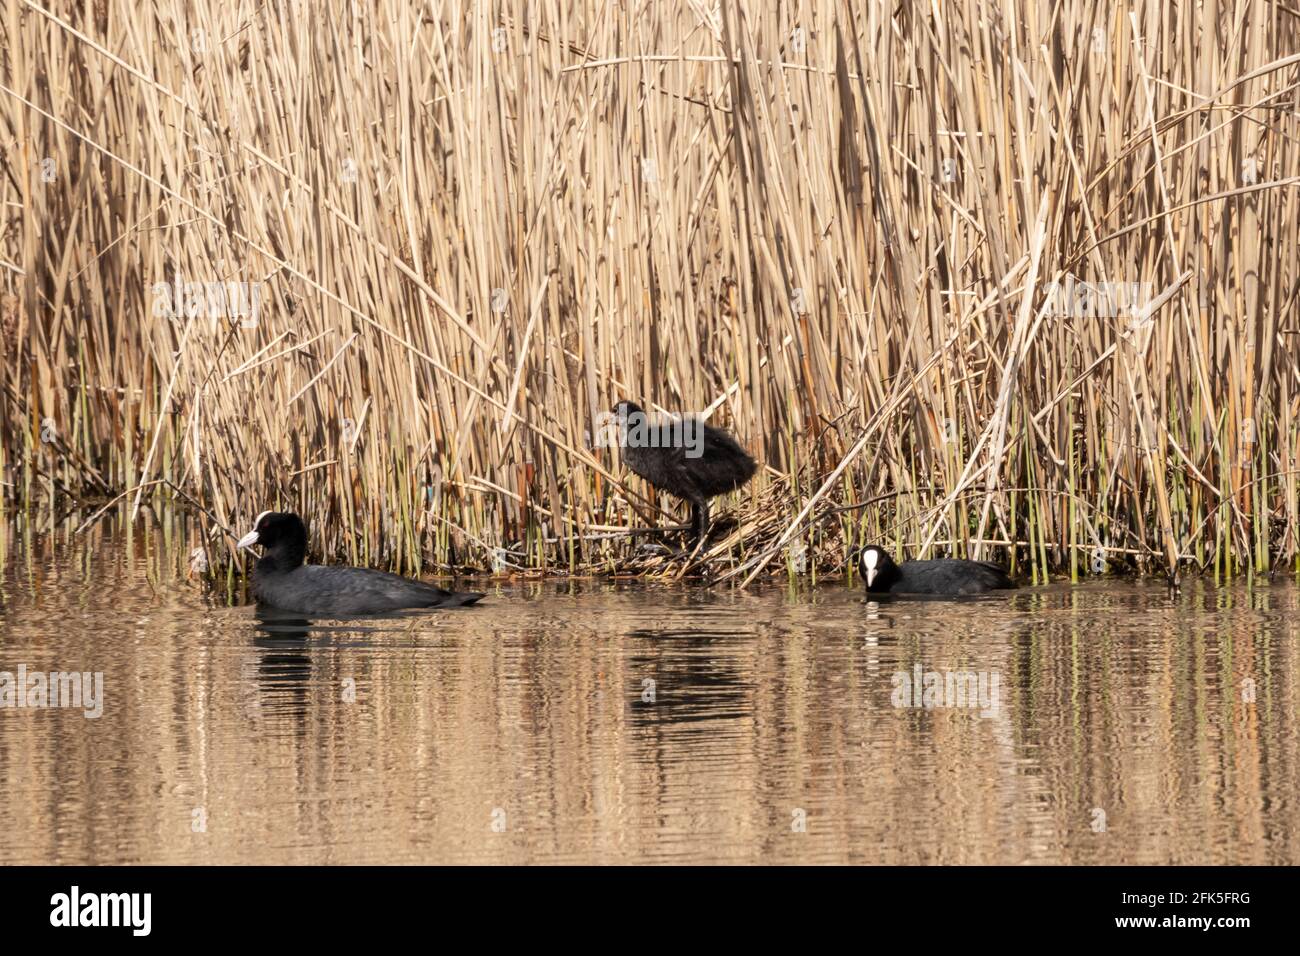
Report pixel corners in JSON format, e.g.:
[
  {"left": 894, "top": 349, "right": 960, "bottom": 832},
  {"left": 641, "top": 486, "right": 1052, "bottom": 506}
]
[
  {"left": 612, "top": 400, "right": 757, "bottom": 540},
  {"left": 857, "top": 545, "right": 1016, "bottom": 596},
  {"left": 237, "top": 511, "right": 484, "bottom": 615}
]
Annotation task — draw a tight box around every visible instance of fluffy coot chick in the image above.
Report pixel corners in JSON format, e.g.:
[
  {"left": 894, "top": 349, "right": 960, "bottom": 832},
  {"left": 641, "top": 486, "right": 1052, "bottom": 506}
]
[
  {"left": 237, "top": 511, "right": 484, "bottom": 615},
  {"left": 612, "top": 400, "right": 757, "bottom": 540},
  {"left": 857, "top": 545, "right": 1016, "bottom": 596}
]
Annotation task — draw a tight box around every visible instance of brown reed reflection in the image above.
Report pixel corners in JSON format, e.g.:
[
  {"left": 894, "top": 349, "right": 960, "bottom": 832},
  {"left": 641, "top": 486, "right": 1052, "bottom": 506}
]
[{"left": 0, "top": 532, "right": 1296, "bottom": 864}]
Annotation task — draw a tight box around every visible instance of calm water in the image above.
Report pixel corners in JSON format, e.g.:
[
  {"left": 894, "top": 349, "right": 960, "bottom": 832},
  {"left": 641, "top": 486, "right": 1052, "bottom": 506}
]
[{"left": 1, "top": 527, "right": 1297, "bottom": 865}]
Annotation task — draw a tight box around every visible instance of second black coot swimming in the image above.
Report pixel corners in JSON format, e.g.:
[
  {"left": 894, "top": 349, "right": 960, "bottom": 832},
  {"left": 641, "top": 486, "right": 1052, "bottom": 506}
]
[
  {"left": 612, "top": 400, "right": 758, "bottom": 540},
  {"left": 857, "top": 545, "right": 1016, "bottom": 596},
  {"left": 237, "top": 511, "right": 484, "bottom": 615}
]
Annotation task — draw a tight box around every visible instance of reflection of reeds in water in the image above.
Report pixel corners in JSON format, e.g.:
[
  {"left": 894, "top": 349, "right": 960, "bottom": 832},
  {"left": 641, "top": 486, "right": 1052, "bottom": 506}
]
[
  {"left": 2, "top": 537, "right": 1297, "bottom": 864},
  {"left": 2, "top": 3, "right": 1299, "bottom": 583}
]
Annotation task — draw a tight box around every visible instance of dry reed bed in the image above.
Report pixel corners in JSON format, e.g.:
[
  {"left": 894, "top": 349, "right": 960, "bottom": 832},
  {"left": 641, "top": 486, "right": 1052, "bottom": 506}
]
[{"left": 2, "top": 1, "right": 1299, "bottom": 585}]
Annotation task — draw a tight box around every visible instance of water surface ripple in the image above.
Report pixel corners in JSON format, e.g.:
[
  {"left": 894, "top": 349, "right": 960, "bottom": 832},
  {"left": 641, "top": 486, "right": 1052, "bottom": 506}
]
[{"left": 1, "top": 534, "right": 1296, "bottom": 864}]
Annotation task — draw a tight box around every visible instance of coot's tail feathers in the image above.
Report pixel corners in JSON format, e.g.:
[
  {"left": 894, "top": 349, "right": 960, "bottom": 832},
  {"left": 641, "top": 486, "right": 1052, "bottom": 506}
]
[
  {"left": 412, "top": 581, "right": 485, "bottom": 607},
  {"left": 970, "top": 561, "right": 1017, "bottom": 590},
  {"left": 698, "top": 422, "right": 758, "bottom": 493},
  {"left": 975, "top": 561, "right": 1017, "bottom": 589}
]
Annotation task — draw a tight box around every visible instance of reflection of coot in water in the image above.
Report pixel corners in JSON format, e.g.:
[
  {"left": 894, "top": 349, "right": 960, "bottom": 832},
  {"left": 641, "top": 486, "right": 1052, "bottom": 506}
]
[
  {"left": 251, "top": 609, "right": 313, "bottom": 718},
  {"left": 254, "top": 608, "right": 314, "bottom": 641},
  {"left": 623, "top": 628, "right": 750, "bottom": 727}
]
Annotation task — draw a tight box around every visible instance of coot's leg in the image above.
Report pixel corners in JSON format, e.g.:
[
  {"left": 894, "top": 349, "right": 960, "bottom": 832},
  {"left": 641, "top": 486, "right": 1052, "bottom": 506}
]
[{"left": 690, "top": 499, "right": 710, "bottom": 542}]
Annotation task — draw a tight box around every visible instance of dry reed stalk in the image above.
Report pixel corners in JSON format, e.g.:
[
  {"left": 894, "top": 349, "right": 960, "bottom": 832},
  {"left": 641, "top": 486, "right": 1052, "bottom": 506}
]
[{"left": 1, "top": 1, "right": 1298, "bottom": 586}]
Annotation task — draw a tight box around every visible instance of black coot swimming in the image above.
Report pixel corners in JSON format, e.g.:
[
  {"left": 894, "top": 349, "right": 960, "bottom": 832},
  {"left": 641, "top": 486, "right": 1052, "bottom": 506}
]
[
  {"left": 237, "top": 511, "right": 484, "bottom": 615},
  {"left": 857, "top": 545, "right": 1016, "bottom": 596},
  {"left": 612, "top": 400, "right": 757, "bottom": 540}
]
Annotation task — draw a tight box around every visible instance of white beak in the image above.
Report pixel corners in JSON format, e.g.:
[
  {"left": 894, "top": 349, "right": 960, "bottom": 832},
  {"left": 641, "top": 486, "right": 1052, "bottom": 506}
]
[
  {"left": 866, "top": 568, "right": 877, "bottom": 587},
  {"left": 236, "top": 530, "right": 260, "bottom": 550}
]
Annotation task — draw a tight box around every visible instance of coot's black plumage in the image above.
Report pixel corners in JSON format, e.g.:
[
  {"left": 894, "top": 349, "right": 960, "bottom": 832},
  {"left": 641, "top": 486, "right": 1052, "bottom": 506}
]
[
  {"left": 613, "top": 400, "right": 757, "bottom": 540},
  {"left": 857, "top": 545, "right": 1016, "bottom": 596},
  {"left": 238, "top": 511, "right": 484, "bottom": 615}
]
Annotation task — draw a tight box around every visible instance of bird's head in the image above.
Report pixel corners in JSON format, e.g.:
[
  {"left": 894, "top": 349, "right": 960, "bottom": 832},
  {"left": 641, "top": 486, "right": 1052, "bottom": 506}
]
[
  {"left": 856, "top": 545, "right": 899, "bottom": 591},
  {"left": 237, "top": 511, "right": 307, "bottom": 555}
]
